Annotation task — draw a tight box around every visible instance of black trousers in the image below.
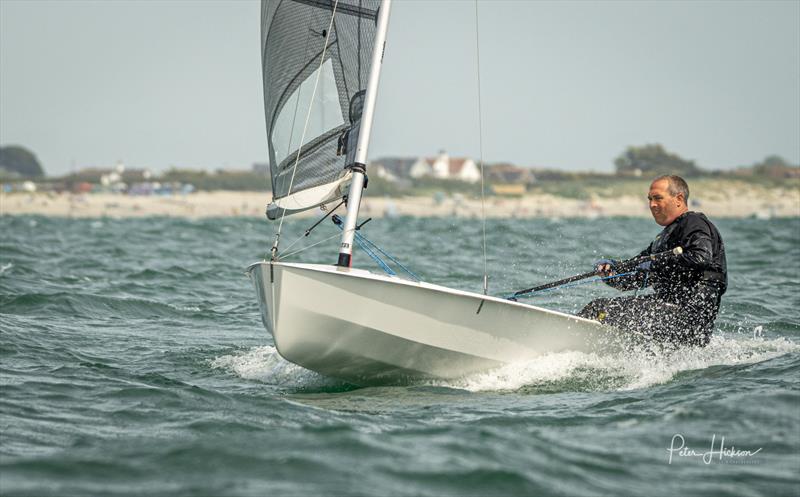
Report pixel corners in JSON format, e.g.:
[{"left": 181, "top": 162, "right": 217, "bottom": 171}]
[{"left": 577, "top": 284, "right": 722, "bottom": 346}]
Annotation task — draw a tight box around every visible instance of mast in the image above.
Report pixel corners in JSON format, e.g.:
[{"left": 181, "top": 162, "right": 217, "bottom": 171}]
[{"left": 336, "top": 0, "right": 392, "bottom": 268}]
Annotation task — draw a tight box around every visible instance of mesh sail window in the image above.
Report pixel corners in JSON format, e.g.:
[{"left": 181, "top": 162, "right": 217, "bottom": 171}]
[{"left": 261, "top": 0, "right": 380, "bottom": 219}]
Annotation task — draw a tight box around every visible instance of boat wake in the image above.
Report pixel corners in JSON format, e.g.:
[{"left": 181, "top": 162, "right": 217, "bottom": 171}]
[{"left": 212, "top": 331, "right": 797, "bottom": 394}]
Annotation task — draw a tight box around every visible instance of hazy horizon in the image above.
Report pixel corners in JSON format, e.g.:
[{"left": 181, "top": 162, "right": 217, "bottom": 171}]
[{"left": 1, "top": 0, "right": 798, "bottom": 176}]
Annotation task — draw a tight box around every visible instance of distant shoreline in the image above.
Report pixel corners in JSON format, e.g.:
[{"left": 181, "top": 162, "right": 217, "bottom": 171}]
[{"left": 1, "top": 188, "right": 798, "bottom": 219}]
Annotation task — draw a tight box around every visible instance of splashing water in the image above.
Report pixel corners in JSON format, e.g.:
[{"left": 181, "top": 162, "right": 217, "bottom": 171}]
[
  {"left": 212, "top": 346, "right": 348, "bottom": 390},
  {"left": 211, "top": 330, "right": 797, "bottom": 394},
  {"left": 443, "top": 332, "right": 797, "bottom": 393}
]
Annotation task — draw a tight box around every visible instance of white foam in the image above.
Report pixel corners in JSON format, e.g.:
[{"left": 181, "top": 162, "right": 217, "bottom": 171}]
[
  {"left": 211, "top": 345, "right": 342, "bottom": 388},
  {"left": 0, "top": 263, "right": 12, "bottom": 275},
  {"left": 176, "top": 305, "right": 201, "bottom": 312},
  {"left": 441, "top": 332, "right": 799, "bottom": 393},
  {"left": 211, "top": 333, "right": 798, "bottom": 393}
]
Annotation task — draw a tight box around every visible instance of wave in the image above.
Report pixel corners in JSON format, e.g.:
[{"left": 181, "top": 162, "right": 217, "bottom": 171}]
[{"left": 0, "top": 291, "right": 208, "bottom": 320}]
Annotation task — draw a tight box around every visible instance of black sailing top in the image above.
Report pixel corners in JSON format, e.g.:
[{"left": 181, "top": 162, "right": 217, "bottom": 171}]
[{"left": 608, "top": 211, "right": 727, "bottom": 304}]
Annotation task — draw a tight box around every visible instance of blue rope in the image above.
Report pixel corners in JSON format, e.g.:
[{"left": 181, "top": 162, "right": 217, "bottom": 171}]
[
  {"left": 503, "top": 271, "right": 638, "bottom": 300},
  {"left": 353, "top": 231, "right": 421, "bottom": 281},
  {"left": 333, "top": 222, "right": 420, "bottom": 281},
  {"left": 352, "top": 232, "right": 396, "bottom": 276}
]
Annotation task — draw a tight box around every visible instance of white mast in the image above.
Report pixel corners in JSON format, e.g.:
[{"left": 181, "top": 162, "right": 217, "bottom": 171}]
[{"left": 337, "top": 0, "right": 392, "bottom": 268}]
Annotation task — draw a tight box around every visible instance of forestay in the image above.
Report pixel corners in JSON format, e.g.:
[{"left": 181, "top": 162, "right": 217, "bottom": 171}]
[{"left": 261, "top": 0, "right": 381, "bottom": 219}]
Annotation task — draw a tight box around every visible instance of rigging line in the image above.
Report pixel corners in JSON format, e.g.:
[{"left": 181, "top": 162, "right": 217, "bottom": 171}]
[
  {"left": 280, "top": 231, "right": 345, "bottom": 260},
  {"left": 276, "top": 227, "right": 313, "bottom": 260},
  {"left": 353, "top": 232, "right": 421, "bottom": 281},
  {"left": 355, "top": 234, "right": 421, "bottom": 281},
  {"left": 353, "top": 233, "right": 396, "bottom": 276},
  {"left": 276, "top": 200, "right": 345, "bottom": 257},
  {"left": 331, "top": 221, "right": 397, "bottom": 276},
  {"left": 357, "top": 0, "right": 362, "bottom": 88},
  {"left": 273, "top": 0, "right": 341, "bottom": 254},
  {"left": 474, "top": 0, "right": 488, "bottom": 295}
]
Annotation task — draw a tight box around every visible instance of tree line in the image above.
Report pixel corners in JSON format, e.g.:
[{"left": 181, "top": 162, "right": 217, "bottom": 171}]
[{"left": 2, "top": 143, "right": 796, "bottom": 187}]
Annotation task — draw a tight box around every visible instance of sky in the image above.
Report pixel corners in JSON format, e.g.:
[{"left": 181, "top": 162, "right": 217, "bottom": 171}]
[{"left": 1, "top": 0, "right": 798, "bottom": 176}]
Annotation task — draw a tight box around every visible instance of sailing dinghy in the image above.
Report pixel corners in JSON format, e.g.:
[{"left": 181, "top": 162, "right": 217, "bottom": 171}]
[{"left": 248, "top": 0, "right": 621, "bottom": 384}]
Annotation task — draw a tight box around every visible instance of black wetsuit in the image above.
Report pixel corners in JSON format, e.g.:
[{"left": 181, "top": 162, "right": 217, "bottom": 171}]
[{"left": 578, "top": 211, "right": 727, "bottom": 346}]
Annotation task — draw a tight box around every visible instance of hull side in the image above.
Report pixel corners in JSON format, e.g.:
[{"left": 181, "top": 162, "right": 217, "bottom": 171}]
[{"left": 248, "top": 262, "right": 620, "bottom": 383}]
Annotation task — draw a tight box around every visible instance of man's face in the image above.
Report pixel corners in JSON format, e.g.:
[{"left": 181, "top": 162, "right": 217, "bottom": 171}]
[{"left": 648, "top": 179, "right": 686, "bottom": 226}]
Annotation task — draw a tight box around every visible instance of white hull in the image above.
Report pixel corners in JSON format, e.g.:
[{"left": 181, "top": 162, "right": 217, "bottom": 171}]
[{"left": 248, "top": 261, "right": 622, "bottom": 384}]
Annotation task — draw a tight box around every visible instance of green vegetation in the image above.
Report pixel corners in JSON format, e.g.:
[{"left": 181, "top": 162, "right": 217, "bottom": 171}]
[
  {"left": 528, "top": 175, "right": 646, "bottom": 200},
  {"left": 365, "top": 175, "right": 482, "bottom": 197},
  {"left": 5, "top": 142, "right": 796, "bottom": 201},
  {"left": 528, "top": 175, "right": 799, "bottom": 201},
  {"left": 158, "top": 169, "right": 269, "bottom": 191},
  {"left": 615, "top": 144, "right": 701, "bottom": 177},
  {"left": 0, "top": 145, "right": 45, "bottom": 178},
  {"left": 753, "top": 155, "right": 792, "bottom": 174}
]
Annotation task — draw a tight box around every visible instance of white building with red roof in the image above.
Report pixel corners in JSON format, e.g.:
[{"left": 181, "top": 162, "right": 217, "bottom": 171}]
[
  {"left": 373, "top": 153, "right": 542, "bottom": 187},
  {"left": 404, "top": 151, "right": 480, "bottom": 183}
]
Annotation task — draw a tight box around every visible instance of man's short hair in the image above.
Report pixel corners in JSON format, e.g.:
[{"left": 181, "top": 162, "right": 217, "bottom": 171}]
[{"left": 654, "top": 174, "right": 690, "bottom": 203}]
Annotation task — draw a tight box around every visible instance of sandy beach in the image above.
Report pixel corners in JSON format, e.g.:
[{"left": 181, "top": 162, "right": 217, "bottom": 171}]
[{"left": 2, "top": 186, "right": 798, "bottom": 219}]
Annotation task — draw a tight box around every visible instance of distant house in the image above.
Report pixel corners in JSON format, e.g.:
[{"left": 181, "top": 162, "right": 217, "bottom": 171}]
[
  {"left": 72, "top": 163, "right": 152, "bottom": 192},
  {"left": 375, "top": 152, "right": 522, "bottom": 185},
  {"left": 487, "top": 163, "right": 536, "bottom": 185},
  {"left": 102, "top": 165, "right": 151, "bottom": 191},
  {"left": 447, "top": 157, "right": 481, "bottom": 183},
  {"left": 406, "top": 151, "right": 481, "bottom": 183},
  {"left": 75, "top": 163, "right": 151, "bottom": 182},
  {"left": 372, "top": 157, "right": 419, "bottom": 181},
  {"left": 408, "top": 157, "right": 433, "bottom": 179},
  {"left": 430, "top": 153, "right": 449, "bottom": 179}
]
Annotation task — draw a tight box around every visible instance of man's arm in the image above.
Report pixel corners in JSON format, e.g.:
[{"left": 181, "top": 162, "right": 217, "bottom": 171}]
[
  {"left": 653, "top": 216, "right": 714, "bottom": 272},
  {"left": 600, "top": 246, "right": 652, "bottom": 291}
]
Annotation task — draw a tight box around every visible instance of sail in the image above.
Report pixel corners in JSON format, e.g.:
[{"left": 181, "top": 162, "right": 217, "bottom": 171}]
[{"left": 261, "top": 0, "right": 380, "bottom": 219}]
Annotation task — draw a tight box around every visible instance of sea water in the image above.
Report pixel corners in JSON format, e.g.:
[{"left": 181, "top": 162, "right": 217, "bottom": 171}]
[{"left": 1, "top": 214, "right": 798, "bottom": 496}]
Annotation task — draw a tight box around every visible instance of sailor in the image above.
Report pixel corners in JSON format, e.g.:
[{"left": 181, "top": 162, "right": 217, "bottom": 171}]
[{"left": 578, "top": 175, "right": 727, "bottom": 346}]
